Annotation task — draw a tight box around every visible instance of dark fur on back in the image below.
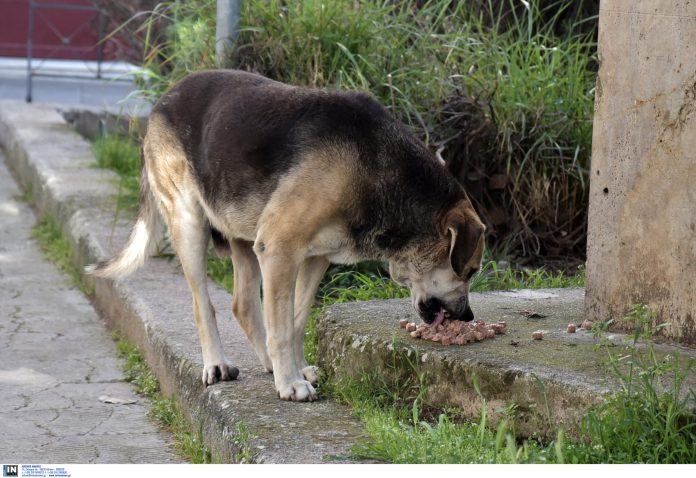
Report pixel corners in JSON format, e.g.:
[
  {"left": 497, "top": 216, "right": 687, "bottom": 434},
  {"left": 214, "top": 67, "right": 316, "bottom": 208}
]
[{"left": 152, "top": 70, "right": 466, "bottom": 260}]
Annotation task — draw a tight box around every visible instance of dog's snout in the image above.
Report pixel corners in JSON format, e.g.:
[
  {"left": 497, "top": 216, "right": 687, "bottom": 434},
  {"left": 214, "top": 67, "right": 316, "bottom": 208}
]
[
  {"left": 449, "top": 302, "right": 474, "bottom": 322},
  {"left": 461, "top": 304, "right": 474, "bottom": 322},
  {"left": 417, "top": 297, "right": 444, "bottom": 324},
  {"left": 419, "top": 298, "right": 440, "bottom": 314}
]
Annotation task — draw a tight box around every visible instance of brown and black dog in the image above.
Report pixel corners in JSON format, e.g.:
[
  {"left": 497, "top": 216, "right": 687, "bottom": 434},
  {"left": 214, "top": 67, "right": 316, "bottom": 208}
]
[{"left": 87, "top": 70, "right": 485, "bottom": 402}]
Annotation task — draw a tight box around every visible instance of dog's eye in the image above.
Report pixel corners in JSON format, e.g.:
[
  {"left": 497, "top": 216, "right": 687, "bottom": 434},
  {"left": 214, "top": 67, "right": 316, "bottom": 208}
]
[{"left": 465, "top": 268, "right": 478, "bottom": 281}]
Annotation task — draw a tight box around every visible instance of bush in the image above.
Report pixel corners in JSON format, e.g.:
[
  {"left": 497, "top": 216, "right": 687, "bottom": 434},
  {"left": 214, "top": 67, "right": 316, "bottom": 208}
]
[{"left": 131, "top": 0, "right": 597, "bottom": 262}]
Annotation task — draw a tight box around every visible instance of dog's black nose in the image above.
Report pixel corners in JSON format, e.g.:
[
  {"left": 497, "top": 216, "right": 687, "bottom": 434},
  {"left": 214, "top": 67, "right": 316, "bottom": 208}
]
[
  {"left": 462, "top": 305, "right": 474, "bottom": 322},
  {"left": 417, "top": 297, "right": 443, "bottom": 324},
  {"left": 453, "top": 304, "right": 474, "bottom": 322}
]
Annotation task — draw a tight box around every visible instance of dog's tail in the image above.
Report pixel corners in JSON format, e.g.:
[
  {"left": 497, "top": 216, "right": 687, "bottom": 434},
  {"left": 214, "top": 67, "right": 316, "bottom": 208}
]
[{"left": 85, "top": 152, "right": 163, "bottom": 279}]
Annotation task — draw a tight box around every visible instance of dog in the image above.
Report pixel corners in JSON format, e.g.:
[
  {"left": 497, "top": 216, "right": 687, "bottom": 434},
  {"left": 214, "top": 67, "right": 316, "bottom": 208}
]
[{"left": 87, "top": 70, "right": 485, "bottom": 402}]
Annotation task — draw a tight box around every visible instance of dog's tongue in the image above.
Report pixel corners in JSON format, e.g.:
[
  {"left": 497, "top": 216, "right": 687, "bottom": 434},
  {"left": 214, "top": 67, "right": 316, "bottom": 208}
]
[{"left": 430, "top": 307, "right": 446, "bottom": 328}]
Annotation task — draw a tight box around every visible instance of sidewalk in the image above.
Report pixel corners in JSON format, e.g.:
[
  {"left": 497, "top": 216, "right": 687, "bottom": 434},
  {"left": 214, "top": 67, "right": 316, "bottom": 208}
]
[
  {"left": 0, "top": 57, "right": 149, "bottom": 115},
  {"left": 0, "top": 151, "right": 182, "bottom": 463}
]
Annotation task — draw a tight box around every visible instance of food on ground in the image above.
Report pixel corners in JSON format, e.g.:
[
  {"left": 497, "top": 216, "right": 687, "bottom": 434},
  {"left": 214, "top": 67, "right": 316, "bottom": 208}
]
[
  {"left": 567, "top": 323, "right": 577, "bottom": 333},
  {"left": 581, "top": 319, "right": 594, "bottom": 330},
  {"left": 399, "top": 319, "right": 507, "bottom": 346},
  {"left": 532, "top": 330, "right": 544, "bottom": 340}
]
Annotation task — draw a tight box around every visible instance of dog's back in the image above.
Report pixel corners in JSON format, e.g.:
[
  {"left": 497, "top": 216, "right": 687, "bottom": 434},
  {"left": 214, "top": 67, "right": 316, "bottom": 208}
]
[
  {"left": 150, "top": 70, "right": 462, "bottom": 256},
  {"left": 152, "top": 71, "right": 387, "bottom": 207}
]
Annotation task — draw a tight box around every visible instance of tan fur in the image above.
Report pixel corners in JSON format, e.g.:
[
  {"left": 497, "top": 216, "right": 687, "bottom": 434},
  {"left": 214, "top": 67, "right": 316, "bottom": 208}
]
[
  {"left": 91, "top": 106, "right": 485, "bottom": 401},
  {"left": 249, "top": 145, "right": 357, "bottom": 400},
  {"left": 143, "top": 114, "right": 237, "bottom": 385}
]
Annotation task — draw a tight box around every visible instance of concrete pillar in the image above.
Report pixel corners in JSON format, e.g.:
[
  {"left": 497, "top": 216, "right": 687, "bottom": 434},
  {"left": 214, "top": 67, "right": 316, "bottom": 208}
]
[
  {"left": 585, "top": 0, "right": 696, "bottom": 344},
  {"left": 216, "top": 0, "right": 240, "bottom": 68}
]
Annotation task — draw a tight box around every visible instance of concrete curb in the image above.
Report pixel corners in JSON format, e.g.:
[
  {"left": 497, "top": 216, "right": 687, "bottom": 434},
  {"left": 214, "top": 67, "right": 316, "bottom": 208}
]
[
  {"left": 315, "top": 290, "right": 696, "bottom": 438},
  {"left": 0, "top": 100, "right": 365, "bottom": 463}
]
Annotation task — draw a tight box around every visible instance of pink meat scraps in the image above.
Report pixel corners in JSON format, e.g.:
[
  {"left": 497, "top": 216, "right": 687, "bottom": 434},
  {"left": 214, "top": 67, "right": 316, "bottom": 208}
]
[{"left": 399, "top": 318, "right": 507, "bottom": 346}]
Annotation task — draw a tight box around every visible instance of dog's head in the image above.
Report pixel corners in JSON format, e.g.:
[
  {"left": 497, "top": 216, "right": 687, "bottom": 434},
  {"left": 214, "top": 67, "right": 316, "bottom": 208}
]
[{"left": 389, "top": 200, "right": 485, "bottom": 326}]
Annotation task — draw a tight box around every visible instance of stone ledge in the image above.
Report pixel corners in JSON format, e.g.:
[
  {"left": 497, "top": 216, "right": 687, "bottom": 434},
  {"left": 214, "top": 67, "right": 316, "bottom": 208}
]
[{"left": 316, "top": 289, "right": 696, "bottom": 438}]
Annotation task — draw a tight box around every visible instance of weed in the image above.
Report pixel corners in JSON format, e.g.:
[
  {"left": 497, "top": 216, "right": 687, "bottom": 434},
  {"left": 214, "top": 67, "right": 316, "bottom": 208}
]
[
  {"left": 14, "top": 181, "right": 33, "bottom": 204},
  {"left": 232, "top": 422, "right": 257, "bottom": 464},
  {"left": 206, "top": 255, "right": 234, "bottom": 293},
  {"left": 115, "top": 337, "right": 213, "bottom": 463},
  {"left": 32, "top": 216, "right": 94, "bottom": 296},
  {"left": 471, "top": 261, "right": 585, "bottom": 292},
  {"left": 566, "top": 305, "right": 696, "bottom": 464},
  {"left": 91, "top": 134, "right": 141, "bottom": 214}
]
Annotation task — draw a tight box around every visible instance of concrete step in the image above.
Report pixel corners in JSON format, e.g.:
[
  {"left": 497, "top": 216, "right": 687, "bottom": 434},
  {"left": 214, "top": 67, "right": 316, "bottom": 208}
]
[
  {"left": 316, "top": 290, "right": 696, "bottom": 438},
  {"left": 0, "top": 100, "right": 365, "bottom": 463}
]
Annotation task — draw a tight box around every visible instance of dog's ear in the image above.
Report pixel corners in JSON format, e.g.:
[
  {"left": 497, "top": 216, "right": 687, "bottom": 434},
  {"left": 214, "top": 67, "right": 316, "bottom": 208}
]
[{"left": 442, "top": 203, "right": 485, "bottom": 278}]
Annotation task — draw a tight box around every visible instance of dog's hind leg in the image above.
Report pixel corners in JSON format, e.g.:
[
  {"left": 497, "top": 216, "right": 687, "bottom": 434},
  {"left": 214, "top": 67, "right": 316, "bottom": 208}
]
[
  {"left": 169, "top": 198, "right": 239, "bottom": 386},
  {"left": 293, "top": 256, "right": 330, "bottom": 385},
  {"left": 229, "top": 238, "right": 273, "bottom": 373}
]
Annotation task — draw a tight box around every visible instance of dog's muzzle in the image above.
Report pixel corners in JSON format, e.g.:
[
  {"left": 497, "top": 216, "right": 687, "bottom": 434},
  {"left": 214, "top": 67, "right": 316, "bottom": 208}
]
[{"left": 417, "top": 298, "right": 475, "bottom": 326}]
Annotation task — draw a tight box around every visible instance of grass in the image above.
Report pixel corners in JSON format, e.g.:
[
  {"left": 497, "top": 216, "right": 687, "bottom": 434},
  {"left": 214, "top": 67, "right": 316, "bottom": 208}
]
[
  {"left": 115, "top": 336, "right": 214, "bottom": 463},
  {"left": 207, "top": 255, "right": 234, "bottom": 293},
  {"left": 568, "top": 305, "right": 696, "bottom": 463},
  {"left": 320, "top": 343, "right": 559, "bottom": 463},
  {"left": 31, "top": 215, "right": 94, "bottom": 296},
  {"left": 127, "top": 0, "right": 597, "bottom": 260},
  {"left": 231, "top": 422, "right": 257, "bottom": 464},
  {"left": 14, "top": 181, "right": 33, "bottom": 204},
  {"left": 91, "top": 134, "right": 141, "bottom": 213},
  {"left": 470, "top": 260, "right": 585, "bottom": 291}
]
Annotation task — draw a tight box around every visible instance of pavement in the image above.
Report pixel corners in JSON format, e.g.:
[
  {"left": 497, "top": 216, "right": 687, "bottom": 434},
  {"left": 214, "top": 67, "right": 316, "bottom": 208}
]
[{"left": 0, "top": 151, "right": 182, "bottom": 463}]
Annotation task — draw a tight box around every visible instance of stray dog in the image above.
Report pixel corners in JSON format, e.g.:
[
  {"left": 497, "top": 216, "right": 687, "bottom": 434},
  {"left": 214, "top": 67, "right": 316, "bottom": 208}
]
[{"left": 87, "top": 70, "right": 485, "bottom": 402}]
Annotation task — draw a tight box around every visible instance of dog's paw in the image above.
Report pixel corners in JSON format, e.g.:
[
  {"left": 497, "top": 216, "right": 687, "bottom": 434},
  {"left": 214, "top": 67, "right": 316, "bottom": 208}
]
[
  {"left": 202, "top": 362, "right": 239, "bottom": 386},
  {"left": 277, "top": 380, "right": 317, "bottom": 402},
  {"left": 259, "top": 355, "right": 273, "bottom": 374},
  {"left": 301, "top": 365, "right": 320, "bottom": 385}
]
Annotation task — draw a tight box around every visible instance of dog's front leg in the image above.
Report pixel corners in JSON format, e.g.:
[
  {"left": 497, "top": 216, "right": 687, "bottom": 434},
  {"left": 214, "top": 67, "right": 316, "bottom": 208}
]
[
  {"left": 294, "top": 256, "right": 330, "bottom": 385},
  {"left": 255, "top": 241, "right": 317, "bottom": 402}
]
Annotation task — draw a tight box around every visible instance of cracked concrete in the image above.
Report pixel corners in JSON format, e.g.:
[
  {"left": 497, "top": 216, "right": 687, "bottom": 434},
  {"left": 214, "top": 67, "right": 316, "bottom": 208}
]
[{"left": 0, "top": 153, "right": 182, "bottom": 463}]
